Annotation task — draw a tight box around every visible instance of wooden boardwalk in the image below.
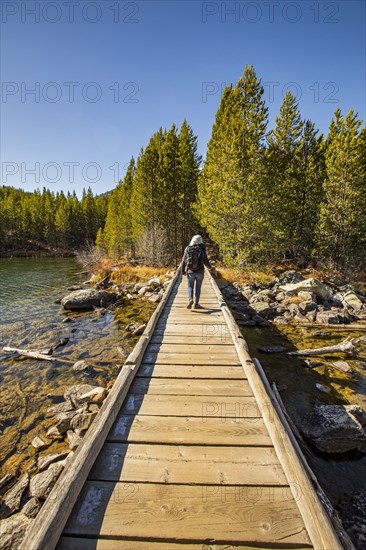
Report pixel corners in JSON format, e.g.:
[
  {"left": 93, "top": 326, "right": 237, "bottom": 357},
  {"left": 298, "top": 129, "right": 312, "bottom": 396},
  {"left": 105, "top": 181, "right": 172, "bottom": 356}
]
[{"left": 22, "top": 270, "right": 345, "bottom": 550}]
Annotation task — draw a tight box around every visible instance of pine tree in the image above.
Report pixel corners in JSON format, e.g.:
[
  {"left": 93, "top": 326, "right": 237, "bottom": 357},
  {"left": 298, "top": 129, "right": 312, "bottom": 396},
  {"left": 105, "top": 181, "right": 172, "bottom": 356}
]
[
  {"left": 196, "top": 66, "right": 268, "bottom": 266},
  {"left": 316, "top": 108, "right": 365, "bottom": 269}
]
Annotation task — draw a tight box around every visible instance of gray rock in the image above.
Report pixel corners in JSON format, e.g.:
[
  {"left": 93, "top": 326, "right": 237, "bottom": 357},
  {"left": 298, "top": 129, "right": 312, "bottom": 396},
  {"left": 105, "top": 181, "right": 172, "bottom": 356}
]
[
  {"left": 272, "top": 316, "right": 288, "bottom": 325},
  {"left": 280, "top": 278, "right": 333, "bottom": 301},
  {"left": 298, "top": 300, "right": 317, "bottom": 315},
  {"left": 304, "top": 360, "right": 322, "bottom": 368},
  {"left": 337, "top": 286, "right": 365, "bottom": 311},
  {"left": 298, "top": 291, "right": 316, "bottom": 302},
  {"left": 31, "top": 436, "right": 47, "bottom": 450},
  {"left": 46, "top": 426, "right": 63, "bottom": 440},
  {"left": 0, "top": 512, "right": 31, "bottom": 550},
  {"left": 0, "top": 473, "right": 29, "bottom": 519},
  {"left": 0, "top": 474, "right": 16, "bottom": 496},
  {"left": 315, "top": 383, "right": 331, "bottom": 394},
  {"left": 61, "top": 289, "right": 116, "bottom": 311},
  {"left": 275, "top": 291, "right": 286, "bottom": 302},
  {"left": 70, "top": 412, "right": 97, "bottom": 431},
  {"left": 345, "top": 405, "right": 366, "bottom": 427},
  {"left": 46, "top": 400, "right": 75, "bottom": 415},
  {"left": 148, "top": 294, "right": 161, "bottom": 303},
  {"left": 137, "top": 286, "right": 149, "bottom": 296},
  {"left": 300, "top": 404, "right": 366, "bottom": 454},
  {"left": 72, "top": 360, "right": 91, "bottom": 373},
  {"left": 148, "top": 277, "right": 161, "bottom": 289},
  {"left": 55, "top": 410, "right": 79, "bottom": 434},
  {"left": 64, "top": 384, "right": 100, "bottom": 408},
  {"left": 22, "top": 497, "right": 42, "bottom": 519},
  {"left": 277, "top": 270, "right": 305, "bottom": 285},
  {"left": 132, "top": 282, "right": 145, "bottom": 293},
  {"left": 66, "top": 430, "right": 82, "bottom": 451},
  {"left": 37, "top": 452, "right": 70, "bottom": 472},
  {"left": 29, "top": 462, "right": 64, "bottom": 500},
  {"left": 332, "top": 361, "right": 354, "bottom": 374},
  {"left": 78, "top": 386, "right": 107, "bottom": 406},
  {"left": 250, "top": 302, "right": 274, "bottom": 318},
  {"left": 316, "top": 310, "right": 342, "bottom": 324}
]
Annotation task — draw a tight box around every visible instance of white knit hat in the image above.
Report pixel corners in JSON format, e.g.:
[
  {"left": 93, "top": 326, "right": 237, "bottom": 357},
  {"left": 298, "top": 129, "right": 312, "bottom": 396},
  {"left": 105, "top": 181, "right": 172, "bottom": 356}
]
[{"left": 190, "top": 235, "right": 203, "bottom": 245}]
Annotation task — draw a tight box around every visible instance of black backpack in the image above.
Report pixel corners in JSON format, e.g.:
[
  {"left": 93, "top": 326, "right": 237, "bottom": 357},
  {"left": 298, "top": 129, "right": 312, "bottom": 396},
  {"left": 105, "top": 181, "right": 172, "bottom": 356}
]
[{"left": 186, "top": 245, "right": 204, "bottom": 272}]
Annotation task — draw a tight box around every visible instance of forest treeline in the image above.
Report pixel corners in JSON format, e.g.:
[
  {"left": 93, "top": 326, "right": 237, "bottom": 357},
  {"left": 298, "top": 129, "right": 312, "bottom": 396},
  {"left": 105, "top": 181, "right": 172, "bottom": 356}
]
[
  {"left": 0, "top": 186, "right": 108, "bottom": 253},
  {"left": 1, "top": 65, "right": 365, "bottom": 269}
]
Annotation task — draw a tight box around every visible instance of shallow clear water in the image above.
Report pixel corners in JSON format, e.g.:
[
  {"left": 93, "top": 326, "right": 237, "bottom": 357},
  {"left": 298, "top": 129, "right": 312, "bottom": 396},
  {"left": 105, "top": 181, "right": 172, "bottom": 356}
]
[{"left": 0, "top": 258, "right": 152, "bottom": 477}]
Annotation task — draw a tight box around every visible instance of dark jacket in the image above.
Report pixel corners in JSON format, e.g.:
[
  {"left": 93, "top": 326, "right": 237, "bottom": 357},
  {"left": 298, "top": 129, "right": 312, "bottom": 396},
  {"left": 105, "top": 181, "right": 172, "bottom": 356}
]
[{"left": 182, "top": 244, "right": 211, "bottom": 274}]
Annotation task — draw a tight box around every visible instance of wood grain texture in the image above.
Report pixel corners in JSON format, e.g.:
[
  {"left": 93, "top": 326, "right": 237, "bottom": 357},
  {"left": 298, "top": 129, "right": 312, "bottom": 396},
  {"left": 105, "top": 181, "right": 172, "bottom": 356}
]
[
  {"left": 107, "top": 415, "right": 271, "bottom": 446},
  {"left": 119, "top": 394, "right": 259, "bottom": 417},
  {"left": 129, "top": 378, "right": 252, "bottom": 396},
  {"left": 136, "top": 364, "right": 246, "bottom": 379},
  {"left": 90, "top": 443, "right": 288, "bottom": 485},
  {"left": 63, "top": 481, "right": 311, "bottom": 545}
]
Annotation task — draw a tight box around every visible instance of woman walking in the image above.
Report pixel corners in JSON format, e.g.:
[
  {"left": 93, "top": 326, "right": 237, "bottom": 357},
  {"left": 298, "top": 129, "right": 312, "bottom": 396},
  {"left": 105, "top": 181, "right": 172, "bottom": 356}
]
[{"left": 182, "top": 235, "right": 211, "bottom": 309}]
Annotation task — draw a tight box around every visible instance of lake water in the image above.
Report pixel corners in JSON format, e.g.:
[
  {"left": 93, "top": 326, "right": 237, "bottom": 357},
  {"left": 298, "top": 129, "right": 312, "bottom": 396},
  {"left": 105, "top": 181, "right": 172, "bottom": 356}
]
[{"left": 0, "top": 257, "right": 148, "bottom": 477}]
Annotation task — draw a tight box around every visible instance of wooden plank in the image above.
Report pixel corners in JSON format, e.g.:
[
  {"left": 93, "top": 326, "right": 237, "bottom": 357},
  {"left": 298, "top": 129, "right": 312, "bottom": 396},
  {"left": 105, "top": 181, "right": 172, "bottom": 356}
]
[
  {"left": 107, "top": 416, "right": 272, "bottom": 448},
  {"left": 129, "top": 378, "right": 251, "bottom": 396},
  {"left": 58, "top": 536, "right": 312, "bottom": 550},
  {"left": 119, "top": 394, "right": 259, "bottom": 417},
  {"left": 142, "top": 352, "right": 240, "bottom": 365},
  {"left": 108, "top": 415, "right": 272, "bottom": 446},
  {"left": 63, "top": 481, "right": 311, "bottom": 545},
  {"left": 90, "top": 443, "right": 288, "bottom": 485},
  {"left": 136, "top": 364, "right": 246, "bottom": 379},
  {"left": 150, "top": 335, "right": 235, "bottom": 345},
  {"left": 154, "top": 325, "right": 231, "bottom": 336},
  {"left": 145, "top": 344, "right": 236, "bottom": 354}
]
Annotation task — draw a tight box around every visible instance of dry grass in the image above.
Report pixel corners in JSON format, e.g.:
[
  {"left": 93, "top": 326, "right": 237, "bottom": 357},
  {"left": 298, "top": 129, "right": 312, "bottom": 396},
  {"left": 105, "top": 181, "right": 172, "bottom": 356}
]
[
  {"left": 215, "top": 265, "right": 275, "bottom": 285},
  {"left": 91, "top": 258, "right": 171, "bottom": 284},
  {"left": 283, "top": 296, "right": 306, "bottom": 305}
]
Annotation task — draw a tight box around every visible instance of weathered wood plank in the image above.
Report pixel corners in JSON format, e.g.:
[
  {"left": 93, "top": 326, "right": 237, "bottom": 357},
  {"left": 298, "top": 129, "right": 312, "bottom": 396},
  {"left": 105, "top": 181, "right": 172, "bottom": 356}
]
[
  {"left": 129, "top": 378, "right": 251, "bottom": 396},
  {"left": 142, "top": 353, "right": 240, "bottom": 365},
  {"left": 145, "top": 343, "right": 235, "bottom": 354},
  {"left": 136, "top": 364, "right": 246, "bottom": 379},
  {"left": 154, "top": 325, "right": 231, "bottom": 336},
  {"left": 90, "top": 443, "right": 288, "bottom": 485},
  {"left": 63, "top": 481, "right": 311, "bottom": 545},
  {"left": 119, "top": 394, "right": 259, "bottom": 417},
  {"left": 108, "top": 415, "right": 271, "bottom": 446},
  {"left": 150, "top": 335, "right": 235, "bottom": 345}
]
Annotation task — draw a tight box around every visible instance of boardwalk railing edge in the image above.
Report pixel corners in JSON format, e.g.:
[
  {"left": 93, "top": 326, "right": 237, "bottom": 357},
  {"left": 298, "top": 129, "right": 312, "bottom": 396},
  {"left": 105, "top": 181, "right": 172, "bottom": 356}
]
[
  {"left": 206, "top": 268, "right": 345, "bottom": 550},
  {"left": 21, "top": 265, "right": 182, "bottom": 550}
]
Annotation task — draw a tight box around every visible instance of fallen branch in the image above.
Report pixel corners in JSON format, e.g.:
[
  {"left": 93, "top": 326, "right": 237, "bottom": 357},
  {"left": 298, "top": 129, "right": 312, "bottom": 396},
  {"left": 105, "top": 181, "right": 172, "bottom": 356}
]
[
  {"left": 288, "top": 337, "right": 359, "bottom": 358},
  {"left": 3, "top": 347, "right": 57, "bottom": 362}
]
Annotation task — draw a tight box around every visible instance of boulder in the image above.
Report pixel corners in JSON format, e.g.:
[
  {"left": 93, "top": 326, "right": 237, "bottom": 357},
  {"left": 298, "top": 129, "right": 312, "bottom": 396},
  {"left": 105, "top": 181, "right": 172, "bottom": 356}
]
[
  {"left": 148, "top": 294, "right": 161, "bottom": 303},
  {"left": 29, "top": 462, "right": 64, "bottom": 500},
  {"left": 72, "top": 360, "right": 92, "bottom": 374},
  {"left": 22, "top": 497, "right": 42, "bottom": 519},
  {"left": 70, "top": 412, "right": 97, "bottom": 431},
  {"left": 46, "top": 426, "right": 63, "bottom": 440},
  {"left": 55, "top": 410, "right": 79, "bottom": 434},
  {"left": 332, "top": 361, "right": 354, "bottom": 374},
  {"left": 148, "top": 277, "right": 161, "bottom": 289},
  {"left": 277, "top": 270, "right": 305, "bottom": 285},
  {"left": 66, "top": 430, "right": 82, "bottom": 451},
  {"left": 300, "top": 404, "right": 366, "bottom": 454},
  {"left": 336, "top": 287, "right": 365, "bottom": 311},
  {"left": 64, "top": 384, "right": 100, "bottom": 408},
  {"left": 78, "top": 386, "right": 107, "bottom": 406},
  {"left": 250, "top": 302, "right": 274, "bottom": 319},
  {"left": 138, "top": 286, "right": 149, "bottom": 296},
  {"left": 316, "top": 310, "right": 343, "bottom": 324},
  {"left": 31, "top": 436, "right": 47, "bottom": 450},
  {"left": 37, "top": 452, "right": 70, "bottom": 471},
  {"left": 0, "top": 512, "right": 32, "bottom": 550},
  {"left": 47, "top": 401, "right": 75, "bottom": 415},
  {"left": 280, "top": 278, "right": 333, "bottom": 301},
  {"left": 0, "top": 473, "right": 29, "bottom": 519},
  {"left": 61, "top": 289, "right": 116, "bottom": 311}
]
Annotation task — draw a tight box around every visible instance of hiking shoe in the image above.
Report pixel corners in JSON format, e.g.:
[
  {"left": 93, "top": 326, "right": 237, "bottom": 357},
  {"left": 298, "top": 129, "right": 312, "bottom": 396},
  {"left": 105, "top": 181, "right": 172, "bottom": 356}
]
[
  {"left": 192, "top": 303, "right": 199, "bottom": 309},
  {"left": 187, "top": 300, "right": 193, "bottom": 309}
]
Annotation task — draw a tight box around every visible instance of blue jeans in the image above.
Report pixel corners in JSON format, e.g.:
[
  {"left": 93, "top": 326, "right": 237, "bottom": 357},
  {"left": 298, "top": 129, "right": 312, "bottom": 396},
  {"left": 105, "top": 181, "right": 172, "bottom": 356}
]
[{"left": 187, "top": 271, "right": 204, "bottom": 304}]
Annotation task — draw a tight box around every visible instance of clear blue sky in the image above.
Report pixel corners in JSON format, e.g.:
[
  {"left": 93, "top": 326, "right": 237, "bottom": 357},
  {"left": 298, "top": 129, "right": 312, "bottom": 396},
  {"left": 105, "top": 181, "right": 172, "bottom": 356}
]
[{"left": 1, "top": 0, "right": 365, "bottom": 196}]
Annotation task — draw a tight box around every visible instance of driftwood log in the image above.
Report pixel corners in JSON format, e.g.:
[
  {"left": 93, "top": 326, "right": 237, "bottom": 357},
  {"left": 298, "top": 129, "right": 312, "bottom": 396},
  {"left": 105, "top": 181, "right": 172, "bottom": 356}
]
[
  {"left": 288, "top": 337, "right": 359, "bottom": 358},
  {"left": 3, "top": 347, "right": 57, "bottom": 362}
]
